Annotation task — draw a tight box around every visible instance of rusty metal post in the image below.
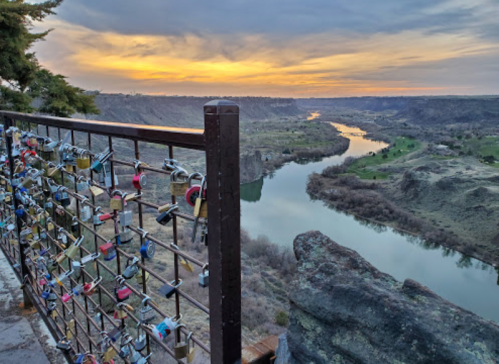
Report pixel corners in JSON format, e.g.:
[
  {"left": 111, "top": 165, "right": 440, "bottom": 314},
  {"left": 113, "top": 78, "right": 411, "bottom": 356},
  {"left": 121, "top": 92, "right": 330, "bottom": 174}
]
[
  {"left": 3, "top": 115, "right": 33, "bottom": 308},
  {"left": 204, "top": 100, "right": 241, "bottom": 364}
]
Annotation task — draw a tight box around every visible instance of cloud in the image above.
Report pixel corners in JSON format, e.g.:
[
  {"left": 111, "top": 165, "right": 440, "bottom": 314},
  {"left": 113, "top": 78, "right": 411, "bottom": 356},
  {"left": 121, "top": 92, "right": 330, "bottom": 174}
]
[{"left": 27, "top": 0, "right": 499, "bottom": 96}]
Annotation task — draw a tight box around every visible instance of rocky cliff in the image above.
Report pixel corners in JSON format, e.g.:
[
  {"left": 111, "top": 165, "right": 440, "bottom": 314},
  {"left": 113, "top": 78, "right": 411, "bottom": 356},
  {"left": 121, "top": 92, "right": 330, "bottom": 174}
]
[
  {"left": 277, "top": 230, "right": 499, "bottom": 364},
  {"left": 80, "top": 94, "right": 301, "bottom": 128},
  {"left": 240, "top": 151, "right": 264, "bottom": 184}
]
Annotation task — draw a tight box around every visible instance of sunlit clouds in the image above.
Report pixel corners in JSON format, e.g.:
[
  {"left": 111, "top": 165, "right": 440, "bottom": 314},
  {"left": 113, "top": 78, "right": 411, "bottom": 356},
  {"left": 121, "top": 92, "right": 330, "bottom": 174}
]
[{"left": 32, "top": 0, "right": 499, "bottom": 96}]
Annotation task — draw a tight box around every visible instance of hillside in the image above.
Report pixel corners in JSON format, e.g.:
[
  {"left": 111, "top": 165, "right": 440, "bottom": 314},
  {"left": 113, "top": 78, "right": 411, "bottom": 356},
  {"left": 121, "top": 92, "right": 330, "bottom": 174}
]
[{"left": 78, "top": 94, "right": 302, "bottom": 128}]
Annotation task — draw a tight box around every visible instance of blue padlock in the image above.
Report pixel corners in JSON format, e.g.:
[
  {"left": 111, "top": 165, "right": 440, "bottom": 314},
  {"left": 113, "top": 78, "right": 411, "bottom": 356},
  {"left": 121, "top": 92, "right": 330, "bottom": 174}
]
[
  {"left": 74, "top": 354, "right": 85, "bottom": 364},
  {"left": 18, "top": 170, "right": 26, "bottom": 178},
  {"left": 55, "top": 192, "right": 60, "bottom": 201},
  {"left": 15, "top": 208, "right": 25, "bottom": 218},
  {"left": 41, "top": 288, "right": 50, "bottom": 300},
  {"left": 140, "top": 240, "right": 156, "bottom": 259},
  {"left": 20, "top": 187, "right": 27, "bottom": 193}
]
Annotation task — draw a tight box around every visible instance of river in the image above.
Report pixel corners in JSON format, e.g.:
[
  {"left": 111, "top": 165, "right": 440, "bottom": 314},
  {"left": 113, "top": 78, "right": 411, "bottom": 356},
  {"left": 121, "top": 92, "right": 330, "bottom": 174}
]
[{"left": 241, "top": 122, "right": 499, "bottom": 323}]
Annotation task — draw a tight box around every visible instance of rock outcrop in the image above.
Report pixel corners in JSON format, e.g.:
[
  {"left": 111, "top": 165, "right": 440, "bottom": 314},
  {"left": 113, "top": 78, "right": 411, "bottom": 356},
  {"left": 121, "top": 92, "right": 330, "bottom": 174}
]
[
  {"left": 240, "top": 151, "right": 264, "bottom": 184},
  {"left": 278, "top": 230, "right": 499, "bottom": 364}
]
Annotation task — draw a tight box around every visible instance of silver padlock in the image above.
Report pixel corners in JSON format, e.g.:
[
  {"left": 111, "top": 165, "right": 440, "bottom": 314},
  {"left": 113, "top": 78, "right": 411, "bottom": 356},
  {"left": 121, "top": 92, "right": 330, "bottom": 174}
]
[
  {"left": 122, "top": 257, "right": 139, "bottom": 280},
  {"left": 76, "top": 181, "right": 88, "bottom": 192},
  {"left": 134, "top": 323, "right": 147, "bottom": 352},
  {"left": 198, "top": 265, "right": 209, "bottom": 288},
  {"left": 119, "top": 228, "right": 133, "bottom": 244},
  {"left": 139, "top": 296, "right": 156, "bottom": 324},
  {"left": 80, "top": 205, "right": 91, "bottom": 222},
  {"left": 119, "top": 210, "right": 133, "bottom": 227}
]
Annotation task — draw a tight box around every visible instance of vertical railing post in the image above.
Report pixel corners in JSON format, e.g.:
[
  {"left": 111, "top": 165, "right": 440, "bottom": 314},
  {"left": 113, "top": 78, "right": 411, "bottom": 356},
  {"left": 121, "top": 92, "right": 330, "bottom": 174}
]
[
  {"left": 204, "top": 100, "right": 241, "bottom": 364},
  {"left": 3, "top": 115, "right": 33, "bottom": 308}
]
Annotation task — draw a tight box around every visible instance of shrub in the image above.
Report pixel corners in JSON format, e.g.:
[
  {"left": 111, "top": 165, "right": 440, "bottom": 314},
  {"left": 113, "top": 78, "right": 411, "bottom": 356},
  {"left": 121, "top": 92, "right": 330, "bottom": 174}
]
[{"left": 275, "top": 310, "right": 289, "bottom": 326}]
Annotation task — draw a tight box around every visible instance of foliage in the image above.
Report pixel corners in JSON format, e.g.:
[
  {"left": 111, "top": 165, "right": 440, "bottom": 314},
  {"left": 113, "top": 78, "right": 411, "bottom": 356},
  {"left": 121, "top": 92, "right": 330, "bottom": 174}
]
[
  {"left": 0, "top": 0, "right": 99, "bottom": 116},
  {"left": 346, "top": 137, "right": 422, "bottom": 179},
  {"left": 275, "top": 310, "right": 289, "bottom": 326}
]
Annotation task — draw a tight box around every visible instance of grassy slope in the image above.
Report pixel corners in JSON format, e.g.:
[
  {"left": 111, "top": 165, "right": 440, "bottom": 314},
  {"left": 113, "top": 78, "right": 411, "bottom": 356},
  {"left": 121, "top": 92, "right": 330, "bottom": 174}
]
[{"left": 347, "top": 137, "right": 422, "bottom": 179}]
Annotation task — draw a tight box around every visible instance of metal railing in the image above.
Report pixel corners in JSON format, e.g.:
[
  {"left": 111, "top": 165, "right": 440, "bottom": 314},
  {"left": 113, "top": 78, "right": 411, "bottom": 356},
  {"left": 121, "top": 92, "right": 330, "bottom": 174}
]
[{"left": 0, "top": 100, "right": 241, "bottom": 364}]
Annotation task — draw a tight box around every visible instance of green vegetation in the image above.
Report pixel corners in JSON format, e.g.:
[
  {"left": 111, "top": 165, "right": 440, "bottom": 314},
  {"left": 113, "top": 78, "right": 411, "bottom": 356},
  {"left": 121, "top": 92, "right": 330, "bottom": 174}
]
[
  {"left": 240, "top": 120, "right": 341, "bottom": 155},
  {"left": 0, "top": 0, "right": 98, "bottom": 116},
  {"left": 275, "top": 310, "right": 289, "bottom": 326},
  {"left": 461, "top": 136, "right": 499, "bottom": 167},
  {"left": 347, "top": 137, "right": 422, "bottom": 179}
]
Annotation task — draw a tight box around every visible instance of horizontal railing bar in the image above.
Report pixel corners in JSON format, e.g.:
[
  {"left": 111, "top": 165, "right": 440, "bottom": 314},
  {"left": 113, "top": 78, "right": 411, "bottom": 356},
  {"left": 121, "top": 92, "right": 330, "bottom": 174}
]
[{"left": 0, "top": 111, "right": 205, "bottom": 150}]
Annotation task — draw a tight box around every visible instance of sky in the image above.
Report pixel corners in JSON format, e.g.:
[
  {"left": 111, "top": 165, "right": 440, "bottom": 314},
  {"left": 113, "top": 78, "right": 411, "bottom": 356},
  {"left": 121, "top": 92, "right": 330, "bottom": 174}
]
[{"left": 31, "top": 0, "right": 499, "bottom": 97}]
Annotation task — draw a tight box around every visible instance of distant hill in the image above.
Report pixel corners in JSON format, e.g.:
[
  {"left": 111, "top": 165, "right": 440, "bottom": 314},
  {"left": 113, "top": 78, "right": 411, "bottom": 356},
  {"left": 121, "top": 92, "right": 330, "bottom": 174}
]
[
  {"left": 78, "top": 94, "right": 302, "bottom": 128},
  {"left": 298, "top": 96, "right": 499, "bottom": 126}
]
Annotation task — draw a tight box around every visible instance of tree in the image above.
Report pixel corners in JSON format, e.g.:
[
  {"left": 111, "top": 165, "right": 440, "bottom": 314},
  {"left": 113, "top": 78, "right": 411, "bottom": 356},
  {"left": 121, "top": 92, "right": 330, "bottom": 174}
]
[{"left": 0, "top": 0, "right": 99, "bottom": 116}]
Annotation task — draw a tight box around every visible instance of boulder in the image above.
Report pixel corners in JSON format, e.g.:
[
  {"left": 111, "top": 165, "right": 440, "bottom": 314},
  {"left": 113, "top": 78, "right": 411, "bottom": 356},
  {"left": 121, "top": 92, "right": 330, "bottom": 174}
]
[{"left": 279, "top": 230, "right": 499, "bottom": 364}]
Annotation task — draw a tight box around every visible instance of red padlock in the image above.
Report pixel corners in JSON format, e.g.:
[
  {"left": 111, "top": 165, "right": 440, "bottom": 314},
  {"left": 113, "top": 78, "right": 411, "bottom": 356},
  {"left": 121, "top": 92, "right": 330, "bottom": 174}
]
[
  {"left": 99, "top": 213, "right": 112, "bottom": 221},
  {"left": 132, "top": 172, "right": 146, "bottom": 189},
  {"left": 116, "top": 286, "right": 131, "bottom": 301},
  {"left": 21, "top": 150, "right": 37, "bottom": 166}
]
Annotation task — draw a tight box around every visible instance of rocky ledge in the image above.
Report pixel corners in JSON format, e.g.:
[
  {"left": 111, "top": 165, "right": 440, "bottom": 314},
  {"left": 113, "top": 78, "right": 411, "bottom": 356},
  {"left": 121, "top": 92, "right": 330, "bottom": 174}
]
[{"left": 277, "top": 230, "right": 499, "bottom": 364}]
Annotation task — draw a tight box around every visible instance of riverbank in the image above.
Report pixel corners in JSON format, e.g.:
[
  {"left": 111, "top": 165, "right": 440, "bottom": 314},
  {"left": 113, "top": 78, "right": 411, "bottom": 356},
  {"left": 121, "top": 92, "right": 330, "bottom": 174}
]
[{"left": 307, "top": 132, "right": 499, "bottom": 267}]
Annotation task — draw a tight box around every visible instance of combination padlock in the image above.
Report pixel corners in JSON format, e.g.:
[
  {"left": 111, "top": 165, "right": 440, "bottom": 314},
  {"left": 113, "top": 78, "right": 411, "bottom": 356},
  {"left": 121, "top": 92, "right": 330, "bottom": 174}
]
[{"left": 139, "top": 239, "right": 155, "bottom": 260}]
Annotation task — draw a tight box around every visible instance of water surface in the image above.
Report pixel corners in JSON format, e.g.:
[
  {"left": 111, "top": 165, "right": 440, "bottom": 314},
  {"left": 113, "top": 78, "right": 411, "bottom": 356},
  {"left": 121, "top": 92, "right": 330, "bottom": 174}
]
[{"left": 241, "top": 123, "right": 499, "bottom": 322}]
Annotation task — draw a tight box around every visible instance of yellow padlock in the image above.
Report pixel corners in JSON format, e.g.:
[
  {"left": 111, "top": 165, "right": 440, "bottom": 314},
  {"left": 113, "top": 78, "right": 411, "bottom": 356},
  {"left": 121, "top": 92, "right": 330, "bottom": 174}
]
[
  {"left": 109, "top": 196, "right": 123, "bottom": 210},
  {"left": 194, "top": 198, "right": 208, "bottom": 218},
  {"left": 76, "top": 152, "right": 90, "bottom": 169},
  {"left": 89, "top": 186, "right": 104, "bottom": 197}
]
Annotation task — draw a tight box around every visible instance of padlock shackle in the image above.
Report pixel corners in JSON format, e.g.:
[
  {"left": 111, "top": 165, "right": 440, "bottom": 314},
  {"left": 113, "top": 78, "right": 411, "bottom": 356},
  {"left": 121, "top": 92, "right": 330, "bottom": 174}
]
[{"left": 187, "top": 172, "right": 204, "bottom": 187}]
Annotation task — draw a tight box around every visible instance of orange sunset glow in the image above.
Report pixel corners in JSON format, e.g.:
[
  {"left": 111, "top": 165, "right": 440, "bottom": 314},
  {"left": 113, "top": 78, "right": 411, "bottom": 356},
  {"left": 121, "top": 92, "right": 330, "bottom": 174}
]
[{"left": 32, "top": 1, "right": 499, "bottom": 97}]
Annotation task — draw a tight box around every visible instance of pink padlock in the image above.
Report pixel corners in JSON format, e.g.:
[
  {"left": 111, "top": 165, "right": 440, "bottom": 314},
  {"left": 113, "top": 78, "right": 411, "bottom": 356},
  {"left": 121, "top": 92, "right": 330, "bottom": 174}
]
[
  {"left": 132, "top": 172, "right": 146, "bottom": 189},
  {"left": 39, "top": 278, "right": 47, "bottom": 286},
  {"left": 62, "top": 292, "right": 73, "bottom": 302},
  {"left": 117, "top": 286, "right": 131, "bottom": 301}
]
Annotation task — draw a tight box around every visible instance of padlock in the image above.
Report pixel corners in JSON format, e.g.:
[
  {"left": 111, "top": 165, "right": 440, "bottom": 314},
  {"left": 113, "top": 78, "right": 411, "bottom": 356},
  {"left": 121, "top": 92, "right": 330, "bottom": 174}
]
[
  {"left": 76, "top": 151, "right": 90, "bottom": 169},
  {"left": 170, "top": 170, "right": 189, "bottom": 196},
  {"left": 91, "top": 148, "right": 113, "bottom": 173},
  {"left": 115, "top": 280, "right": 132, "bottom": 302},
  {"left": 122, "top": 257, "right": 139, "bottom": 280},
  {"left": 110, "top": 195, "right": 123, "bottom": 210},
  {"left": 119, "top": 210, "right": 132, "bottom": 227},
  {"left": 174, "top": 324, "right": 188, "bottom": 359},
  {"left": 41, "top": 287, "right": 51, "bottom": 300},
  {"left": 157, "top": 203, "right": 171, "bottom": 213},
  {"left": 56, "top": 337, "right": 72, "bottom": 351},
  {"left": 72, "top": 261, "right": 81, "bottom": 279},
  {"left": 65, "top": 236, "right": 84, "bottom": 260},
  {"left": 139, "top": 296, "right": 157, "bottom": 324},
  {"left": 76, "top": 181, "right": 88, "bottom": 192},
  {"left": 199, "top": 265, "right": 209, "bottom": 288},
  {"left": 185, "top": 172, "right": 205, "bottom": 207},
  {"left": 152, "top": 315, "right": 180, "bottom": 341},
  {"left": 62, "top": 292, "right": 74, "bottom": 302},
  {"left": 132, "top": 172, "right": 146, "bottom": 190},
  {"left": 70, "top": 218, "right": 79, "bottom": 233},
  {"left": 80, "top": 205, "right": 91, "bottom": 221},
  {"left": 99, "top": 241, "right": 116, "bottom": 261},
  {"left": 89, "top": 185, "right": 104, "bottom": 197},
  {"left": 119, "top": 334, "right": 133, "bottom": 358},
  {"left": 171, "top": 243, "right": 194, "bottom": 272},
  {"left": 114, "top": 307, "right": 128, "bottom": 320},
  {"left": 61, "top": 191, "right": 70, "bottom": 207},
  {"left": 186, "top": 332, "right": 196, "bottom": 363},
  {"left": 47, "top": 291, "right": 58, "bottom": 301},
  {"left": 50, "top": 269, "right": 73, "bottom": 287},
  {"left": 44, "top": 199, "right": 53, "bottom": 209},
  {"left": 134, "top": 323, "right": 147, "bottom": 352},
  {"left": 135, "top": 354, "right": 152, "bottom": 364},
  {"left": 158, "top": 279, "right": 182, "bottom": 299},
  {"left": 74, "top": 354, "right": 85, "bottom": 363},
  {"left": 72, "top": 283, "right": 84, "bottom": 296},
  {"left": 83, "top": 276, "right": 102, "bottom": 296},
  {"left": 118, "top": 228, "right": 133, "bottom": 244},
  {"left": 81, "top": 252, "right": 100, "bottom": 265},
  {"left": 136, "top": 269, "right": 149, "bottom": 285},
  {"left": 139, "top": 239, "right": 155, "bottom": 260},
  {"left": 132, "top": 161, "right": 146, "bottom": 189},
  {"left": 47, "top": 164, "right": 61, "bottom": 177},
  {"left": 156, "top": 204, "right": 178, "bottom": 226}
]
